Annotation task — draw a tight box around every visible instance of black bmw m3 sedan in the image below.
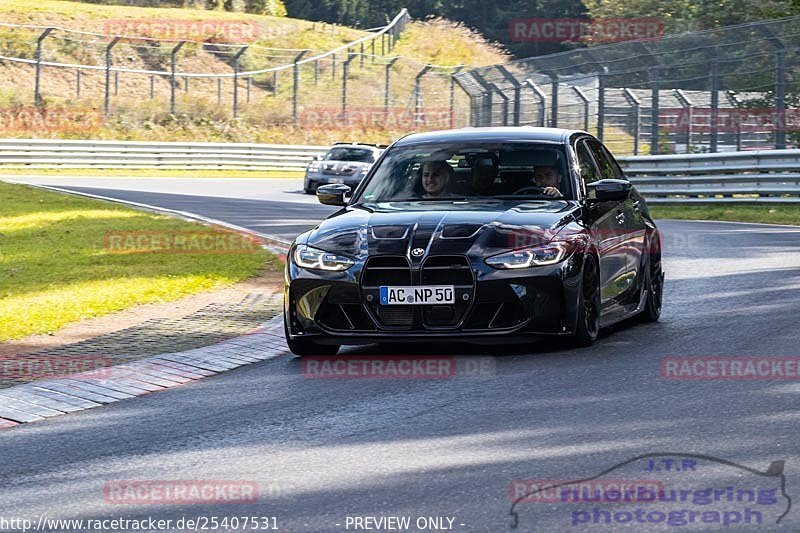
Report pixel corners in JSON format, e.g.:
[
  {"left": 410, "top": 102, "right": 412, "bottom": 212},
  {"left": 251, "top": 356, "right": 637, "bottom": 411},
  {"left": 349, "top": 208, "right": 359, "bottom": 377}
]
[{"left": 284, "top": 127, "right": 663, "bottom": 355}]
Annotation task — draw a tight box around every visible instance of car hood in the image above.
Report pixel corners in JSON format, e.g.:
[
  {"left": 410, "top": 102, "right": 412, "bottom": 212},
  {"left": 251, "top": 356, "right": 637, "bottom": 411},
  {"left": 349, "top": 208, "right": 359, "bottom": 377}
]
[{"left": 300, "top": 200, "right": 582, "bottom": 258}]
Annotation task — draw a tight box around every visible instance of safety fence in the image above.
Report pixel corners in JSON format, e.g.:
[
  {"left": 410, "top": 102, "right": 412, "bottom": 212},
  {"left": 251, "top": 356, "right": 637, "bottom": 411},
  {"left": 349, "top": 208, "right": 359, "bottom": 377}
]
[{"left": 454, "top": 16, "right": 800, "bottom": 155}]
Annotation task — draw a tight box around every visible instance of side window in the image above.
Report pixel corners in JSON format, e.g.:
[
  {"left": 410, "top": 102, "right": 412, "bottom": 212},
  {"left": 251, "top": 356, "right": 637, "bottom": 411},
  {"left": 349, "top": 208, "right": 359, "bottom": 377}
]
[
  {"left": 586, "top": 139, "right": 623, "bottom": 180},
  {"left": 601, "top": 145, "right": 625, "bottom": 179},
  {"left": 575, "top": 140, "right": 600, "bottom": 188}
]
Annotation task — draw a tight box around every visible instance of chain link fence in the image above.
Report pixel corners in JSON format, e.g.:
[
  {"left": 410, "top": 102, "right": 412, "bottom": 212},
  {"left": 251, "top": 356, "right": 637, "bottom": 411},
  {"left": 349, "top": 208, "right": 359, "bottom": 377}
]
[{"left": 454, "top": 16, "right": 800, "bottom": 155}]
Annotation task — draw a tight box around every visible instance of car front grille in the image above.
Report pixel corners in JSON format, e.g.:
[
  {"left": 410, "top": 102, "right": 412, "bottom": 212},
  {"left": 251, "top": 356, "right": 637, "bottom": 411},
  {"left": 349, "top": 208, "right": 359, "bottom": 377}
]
[{"left": 359, "top": 255, "right": 475, "bottom": 330}]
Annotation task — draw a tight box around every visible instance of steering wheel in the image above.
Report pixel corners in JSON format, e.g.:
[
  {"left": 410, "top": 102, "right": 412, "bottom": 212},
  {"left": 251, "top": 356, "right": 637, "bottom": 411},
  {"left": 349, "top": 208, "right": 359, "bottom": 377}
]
[{"left": 512, "top": 185, "right": 546, "bottom": 195}]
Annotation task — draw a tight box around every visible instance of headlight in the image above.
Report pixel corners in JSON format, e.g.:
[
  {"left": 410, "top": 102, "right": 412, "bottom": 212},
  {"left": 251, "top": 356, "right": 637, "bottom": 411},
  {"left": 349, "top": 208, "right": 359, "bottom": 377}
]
[
  {"left": 485, "top": 242, "right": 569, "bottom": 269},
  {"left": 308, "top": 162, "right": 321, "bottom": 172},
  {"left": 292, "top": 244, "right": 354, "bottom": 271}
]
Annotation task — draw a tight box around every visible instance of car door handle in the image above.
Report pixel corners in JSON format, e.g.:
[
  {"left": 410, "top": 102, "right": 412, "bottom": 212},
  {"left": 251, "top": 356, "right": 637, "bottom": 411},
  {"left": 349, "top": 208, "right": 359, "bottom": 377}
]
[{"left": 615, "top": 212, "right": 625, "bottom": 224}]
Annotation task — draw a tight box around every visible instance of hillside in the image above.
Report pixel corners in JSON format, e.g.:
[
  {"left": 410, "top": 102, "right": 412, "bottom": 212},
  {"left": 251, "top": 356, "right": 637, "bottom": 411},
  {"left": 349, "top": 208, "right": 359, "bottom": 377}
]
[{"left": 0, "top": 0, "right": 508, "bottom": 145}]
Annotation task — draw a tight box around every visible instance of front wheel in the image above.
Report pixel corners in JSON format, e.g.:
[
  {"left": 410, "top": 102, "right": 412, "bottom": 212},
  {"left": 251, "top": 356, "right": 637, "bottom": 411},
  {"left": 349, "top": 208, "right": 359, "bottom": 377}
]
[
  {"left": 284, "top": 318, "right": 340, "bottom": 356},
  {"left": 570, "top": 255, "right": 600, "bottom": 347}
]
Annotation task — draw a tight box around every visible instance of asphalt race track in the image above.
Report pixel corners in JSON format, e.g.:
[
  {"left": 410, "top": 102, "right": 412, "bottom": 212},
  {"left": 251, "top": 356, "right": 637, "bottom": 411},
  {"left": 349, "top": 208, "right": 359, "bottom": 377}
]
[{"left": 2, "top": 176, "right": 800, "bottom": 531}]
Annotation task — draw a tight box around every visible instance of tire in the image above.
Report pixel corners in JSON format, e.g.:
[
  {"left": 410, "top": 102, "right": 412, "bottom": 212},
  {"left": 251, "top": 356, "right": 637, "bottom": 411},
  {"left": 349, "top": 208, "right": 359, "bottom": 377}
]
[
  {"left": 639, "top": 246, "right": 663, "bottom": 323},
  {"left": 570, "top": 255, "right": 600, "bottom": 347},
  {"left": 284, "top": 317, "right": 340, "bottom": 356},
  {"left": 304, "top": 181, "right": 316, "bottom": 195}
]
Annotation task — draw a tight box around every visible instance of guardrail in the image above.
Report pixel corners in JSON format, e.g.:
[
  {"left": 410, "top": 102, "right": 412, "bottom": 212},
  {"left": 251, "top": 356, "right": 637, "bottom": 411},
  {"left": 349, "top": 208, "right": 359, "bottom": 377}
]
[
  {"left": 2, "top": 140, "right": 798, "bottom": 203},
  {"left": 618, "top": 149, "right": 800, "bottom": 203},
  {"left": 0, "top": 139, "right": 327, "bottom": 171}
]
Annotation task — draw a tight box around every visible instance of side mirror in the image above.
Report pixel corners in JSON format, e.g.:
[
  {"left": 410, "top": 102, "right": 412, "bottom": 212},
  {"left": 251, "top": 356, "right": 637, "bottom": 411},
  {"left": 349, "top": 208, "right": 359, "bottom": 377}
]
[
  {"left": 317, "top": 183, "right": 352, "bottom": 206},
  {"left": 313, "top": 155, "right": 323, "bottom": 161},
  {"left": 586, "top": 179, "right": 632, "bottom": 203}
]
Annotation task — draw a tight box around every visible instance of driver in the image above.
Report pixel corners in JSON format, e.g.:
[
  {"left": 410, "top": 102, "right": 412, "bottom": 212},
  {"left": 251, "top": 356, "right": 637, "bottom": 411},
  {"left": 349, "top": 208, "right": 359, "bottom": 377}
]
[
  {"left": 421, "top": 160, "right": 455, "bottom": 198},
  {"left": 532, "top": 165, "right": 563, "bottom": 197}
]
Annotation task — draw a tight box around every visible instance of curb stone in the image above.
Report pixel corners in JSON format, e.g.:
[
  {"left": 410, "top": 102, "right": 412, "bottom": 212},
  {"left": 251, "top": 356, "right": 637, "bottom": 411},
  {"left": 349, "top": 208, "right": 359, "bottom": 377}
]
[{"left": 0, "top": 315, "right": 290, "bottom": 429}]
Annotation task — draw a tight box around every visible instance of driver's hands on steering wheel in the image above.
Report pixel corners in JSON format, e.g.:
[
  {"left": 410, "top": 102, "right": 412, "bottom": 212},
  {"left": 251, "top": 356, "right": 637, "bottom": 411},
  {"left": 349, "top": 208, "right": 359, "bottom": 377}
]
[{"left": 512, "top": 185, "right": 562, "bottom": 197}]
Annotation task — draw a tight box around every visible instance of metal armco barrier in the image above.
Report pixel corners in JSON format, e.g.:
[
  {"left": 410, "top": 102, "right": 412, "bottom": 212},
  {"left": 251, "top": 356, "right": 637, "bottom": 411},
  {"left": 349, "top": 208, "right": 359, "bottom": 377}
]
[
  {"left": 1, "top": 140, "right": 798, "bottom": 203},
  {"left": 0, "top": 139, "right": 328, "bottom": 171},
  {"left": 618, "top": 149, "right": 800, "bottom": 203}
]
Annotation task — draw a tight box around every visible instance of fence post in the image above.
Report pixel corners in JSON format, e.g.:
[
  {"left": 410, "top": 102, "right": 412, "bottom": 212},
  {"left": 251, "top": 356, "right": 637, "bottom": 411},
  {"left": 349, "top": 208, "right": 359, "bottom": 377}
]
[
  {"left": 342, "top": 53, "right": 356, "bottom": 126},
  {"left": 572, "top": 86, "right": 590, "bottom": 132},
  {"left": 314, "top": 59, "right": 319, "bottom": 84},
  {"left": 114, "top": 71, "right": 119, "bottom": 96},
  {"left": 104, "top": 37, "right": 121, "bottom": 117},
  {"left": 272, "top": 72, "right": 278, "bottom": 95},
  {"left": 775, "top": 48, "right": 787, "bottom": 149},
  {"left": 371, "top": 39, "right": 376, "bottom": 63},
  {"left": 76, "top": 69, "right": 81, "bottom": 98},
  {"left": 597, "top": 71, "right": 606, "bottom": 141},
  {"left": 495, "top": 65, "right": 522, "bottom": 126},
  {"left": 449, "top": 66, "right": 464, "bottom": 128},
  {"left": 293, "top": 50, "right": 309, "bottom": 124},
  {"left": 549, "top": 75, "right": 559, "bottom": 128},
  {"left": 524, "top": 79, "right": 547, "bottom": 127},
  {"left": 150, "top": 75, "right": 155, "bottom": 99},
  {"left": 34, "top": 28, "right": 54, "bottom": 107},
  {"left": 622, "top": 88, "right": 641, "bottom": 155},
  {"left": 649, "top": 67, "right": 660, "bottom": 155},
  {"left": 673, "top": 89, "right": 694, "bottom": 153},
  {"left": 384, "top": 57, "right": 399, "bottom": 113},
  {"left": 450, "top": 74, "right": 476, "bottom": 127},
  {"left": 471, "top": 71, "right": 493, "bottom": 126},
  {"left": 491, "top": 83, "right": 510, "bottom": 126},
  {"left": 232, "top": 46, "right": 249, "bottom": 118},
  {"left": 332, "top": 53, "right": 337, "bottom": 80},
  {"left": 247, "top": 77, "right": 251, "bottom": 103},
  {"left": 217, "top": 78, "right": 221, "bottom": 105},
  {"left": 360, "top": 42, "right": 364, "bottom": 67},
  {"left": 726, "top": 91, "right": 742, "bottom": 151},
  {"left": 710, "top": 59, "right": 719, "bottom": 153},
  {"left": 414, "top": 65, "right": 432, "bottom": 125},
  {"left": 170, "top": 41, "right": 185, "bottom": 115}
]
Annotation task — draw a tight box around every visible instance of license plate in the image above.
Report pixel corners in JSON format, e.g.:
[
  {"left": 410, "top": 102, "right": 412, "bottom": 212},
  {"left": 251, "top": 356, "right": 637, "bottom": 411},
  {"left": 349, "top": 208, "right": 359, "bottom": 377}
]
[
  {"left": 379, "top": 286, "right": 455, "bottom": 305},
  {"left": 328, "top": 177, "right": 344, "bottom": 183}
]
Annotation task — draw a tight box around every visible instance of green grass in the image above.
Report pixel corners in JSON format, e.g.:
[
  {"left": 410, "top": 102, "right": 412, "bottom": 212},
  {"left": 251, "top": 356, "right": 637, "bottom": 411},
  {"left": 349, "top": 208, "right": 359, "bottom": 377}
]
[
  {"left": 650, "top": 204, "right": 800, "bottom": 226},
  {"left": 0, "top": 168, "right": 304, "bottom": 178},
  {"left": 0, "top": 181, "right": 278, "bottom": 341}
]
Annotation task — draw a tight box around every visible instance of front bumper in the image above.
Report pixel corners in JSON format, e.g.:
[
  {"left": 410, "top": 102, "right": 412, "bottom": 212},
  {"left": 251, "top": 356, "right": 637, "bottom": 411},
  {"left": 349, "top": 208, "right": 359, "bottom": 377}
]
[
  {"left": 304, "top": 172, "right": 363, "bottom": 190},
  {"left": 285, "top": 253, "right": 586, "bottom": 344}
]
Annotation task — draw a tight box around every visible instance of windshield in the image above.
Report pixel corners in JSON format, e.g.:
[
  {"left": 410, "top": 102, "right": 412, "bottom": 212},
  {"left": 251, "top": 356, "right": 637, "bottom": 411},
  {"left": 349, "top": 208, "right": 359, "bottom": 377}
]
[
  {"left": 355, "top": 142, "right": 571, "bottom": 204},
  {"left": 325, "top": 147, "right": 375, "bottom": 163}
]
